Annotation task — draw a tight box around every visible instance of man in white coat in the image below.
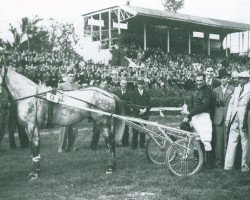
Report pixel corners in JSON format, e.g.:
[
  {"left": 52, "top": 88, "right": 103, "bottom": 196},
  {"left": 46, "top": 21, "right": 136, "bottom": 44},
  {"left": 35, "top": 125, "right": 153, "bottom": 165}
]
[{"left": 225, "top": 71, "right": 250, "bottom": 172}]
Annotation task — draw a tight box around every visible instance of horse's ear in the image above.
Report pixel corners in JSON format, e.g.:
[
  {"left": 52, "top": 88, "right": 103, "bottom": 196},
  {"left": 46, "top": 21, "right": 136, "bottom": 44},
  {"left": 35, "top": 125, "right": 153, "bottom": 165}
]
[
  {"left": 1, "top": 66, "right": 4, "bottom": 77},
  {"left": 1, "top": 65, "right": 7, "bottom": 76},
  {"left": 1, "top": 65, "right": 10, "bottom": 78}
]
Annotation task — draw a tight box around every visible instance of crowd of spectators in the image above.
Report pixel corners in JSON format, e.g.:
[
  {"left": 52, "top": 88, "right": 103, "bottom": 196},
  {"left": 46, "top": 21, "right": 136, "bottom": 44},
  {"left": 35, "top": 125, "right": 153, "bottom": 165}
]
[
  {"left": 122, "top": 44, "right": 250, "bottom": 90},
  {"left": 1, "top": 45, "right": 250, "bottom": 91}
]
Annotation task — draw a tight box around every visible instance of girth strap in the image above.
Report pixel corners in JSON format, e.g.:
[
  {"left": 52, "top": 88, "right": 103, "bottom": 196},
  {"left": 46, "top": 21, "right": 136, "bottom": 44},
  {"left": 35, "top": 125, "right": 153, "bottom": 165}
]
[{"left": 47, "top": 88, "right": 57, "bottom": 128}]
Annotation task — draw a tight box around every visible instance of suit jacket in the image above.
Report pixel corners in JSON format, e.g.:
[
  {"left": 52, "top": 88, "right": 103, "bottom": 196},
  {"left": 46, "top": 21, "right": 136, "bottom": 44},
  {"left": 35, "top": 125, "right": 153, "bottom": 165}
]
[
  {"left": 206, "top": 78, "right": 221, "bottom": 90},
  {"left": 114, "top": 89, "right": 132, "bottom": 115},
  {"left": 57, "top": 81, "right": 81, "bottom": 91},
  {"left": 189, "top": 84, "right": 212, "bottom": 118},
  {"left": 131, "top": 88, "right": 151, "bottom": 119},
  {"left": 226, "top": 82, "right": 250, "bottom": 124},
  {"left": 212, "top": 85, "right": 234, "bottom": 125}
]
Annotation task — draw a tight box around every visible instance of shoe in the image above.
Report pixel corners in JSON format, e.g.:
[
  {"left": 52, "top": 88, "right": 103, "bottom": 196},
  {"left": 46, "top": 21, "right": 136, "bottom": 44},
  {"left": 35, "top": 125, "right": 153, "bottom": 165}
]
[
  {"left": 90, "top": 145, "right": 97, "bottom": 150},
  {"left": 204, "top": 151, "right": 213, "bottom": 170},
  {"left": 66, "top": 147, "right": 77, "bottom": 152},
  {"left": 215, "top": 162, "right": 223, "bottom": 169},
  {"left": 224, "top": 167, "right": 233, "bottom": 171},
  {"left": 241, "top": 166, "right": 249, "bottom": 172},
  {"left": 122, "top": 142, "right": 129, "bottom": 147}
]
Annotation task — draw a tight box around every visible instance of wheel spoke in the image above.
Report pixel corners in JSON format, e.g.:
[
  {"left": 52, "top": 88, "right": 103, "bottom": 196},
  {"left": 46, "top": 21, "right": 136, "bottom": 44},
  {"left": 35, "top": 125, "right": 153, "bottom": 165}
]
[{"left": 167, "top": 139, "right": 203, "bottom": 176}]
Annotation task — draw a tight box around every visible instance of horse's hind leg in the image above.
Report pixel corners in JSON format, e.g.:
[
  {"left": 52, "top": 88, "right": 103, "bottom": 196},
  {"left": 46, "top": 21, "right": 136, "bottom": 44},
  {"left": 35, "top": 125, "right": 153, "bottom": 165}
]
[
  {"left": 101, "top": 126, "right": 116, "bottom": 173},
  {"left": 26, "top": 125, "right": 41, "bottom": 180}
]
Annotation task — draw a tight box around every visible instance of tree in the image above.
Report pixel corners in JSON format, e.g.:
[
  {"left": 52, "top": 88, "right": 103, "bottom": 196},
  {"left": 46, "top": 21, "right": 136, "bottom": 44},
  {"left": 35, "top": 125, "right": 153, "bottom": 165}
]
[
  {"left": 8, "top": 16, "right": 52, "bottom": 52},
  {"left": 161, "top": 0, "right": 184, "bottom": 12},
  {"left": 6, "top": 16, "right": 81, "bottom": 59},
  {"left": 49, "top": 23, "right": 79, "bottom": 59}
]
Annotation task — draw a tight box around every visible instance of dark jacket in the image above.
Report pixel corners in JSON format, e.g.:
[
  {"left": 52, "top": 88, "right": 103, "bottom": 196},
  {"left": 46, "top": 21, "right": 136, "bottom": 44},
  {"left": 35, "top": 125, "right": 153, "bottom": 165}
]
[
  {"left": 131, "top": 88, "right": 151, "bottom": 120},
  {"left": 206, "top": 78, "right": 221, "bottom": 90},
  {"left": 211, "top": 85, "right": 234, "bottom": 125},
  {"left": 114, "top": 89, "right": 132, "bottom": 115},
  {"left": 189, "top": 84, "right": 212, "bottom": 118}
]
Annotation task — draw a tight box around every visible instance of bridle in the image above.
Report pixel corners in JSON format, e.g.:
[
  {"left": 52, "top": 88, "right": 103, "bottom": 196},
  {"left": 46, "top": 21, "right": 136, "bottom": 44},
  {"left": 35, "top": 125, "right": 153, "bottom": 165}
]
[{"left": 0, "top": 66, "right": 10, "bottom": 95}]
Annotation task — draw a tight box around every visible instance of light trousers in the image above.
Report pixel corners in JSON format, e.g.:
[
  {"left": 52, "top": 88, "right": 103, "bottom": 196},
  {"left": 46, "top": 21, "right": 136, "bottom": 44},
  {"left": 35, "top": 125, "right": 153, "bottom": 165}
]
[
  {"left": 224, "top": 115, "right": 249, "bottom": 170},
  {"left": 191, "top": 113, "right": 212, "bottom": 151}
]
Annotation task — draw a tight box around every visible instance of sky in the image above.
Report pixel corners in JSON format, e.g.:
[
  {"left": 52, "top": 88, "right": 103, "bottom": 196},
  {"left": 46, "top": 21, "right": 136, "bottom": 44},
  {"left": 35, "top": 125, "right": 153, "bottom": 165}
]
[{"left": 0, "top": 0, "right": 250, "bottom": 53}]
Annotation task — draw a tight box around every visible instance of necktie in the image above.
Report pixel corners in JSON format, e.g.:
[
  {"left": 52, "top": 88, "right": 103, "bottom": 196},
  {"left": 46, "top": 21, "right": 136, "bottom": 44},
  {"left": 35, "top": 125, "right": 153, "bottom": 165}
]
[
  {"left": 222, "top": 86, "right": 226, "bottom": 94},
  {"left": 239, "top": 85, "right": 244, "bottom": 96}
]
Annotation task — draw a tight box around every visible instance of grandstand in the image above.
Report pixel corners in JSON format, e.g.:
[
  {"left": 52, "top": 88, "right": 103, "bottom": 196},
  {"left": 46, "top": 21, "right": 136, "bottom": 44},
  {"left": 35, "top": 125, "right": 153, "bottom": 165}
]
[{"left": 82, "top": 5, "right": 250, "bottom": 60}]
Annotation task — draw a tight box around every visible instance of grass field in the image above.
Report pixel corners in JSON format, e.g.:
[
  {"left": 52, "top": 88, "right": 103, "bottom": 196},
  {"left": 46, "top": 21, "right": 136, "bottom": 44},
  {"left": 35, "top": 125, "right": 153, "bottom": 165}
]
[{"left": 0, "top": 115, "right": 249, "bottom": 200}]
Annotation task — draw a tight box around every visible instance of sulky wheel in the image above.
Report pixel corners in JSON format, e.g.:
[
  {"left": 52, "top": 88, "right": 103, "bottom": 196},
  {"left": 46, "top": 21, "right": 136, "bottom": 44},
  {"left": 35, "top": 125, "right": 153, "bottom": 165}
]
[
  {"left": 145, "top": 136, "right": 170, "bottom": 165},
  {"left": 166, "top": 138, "right": 203, "bottom": 176}
]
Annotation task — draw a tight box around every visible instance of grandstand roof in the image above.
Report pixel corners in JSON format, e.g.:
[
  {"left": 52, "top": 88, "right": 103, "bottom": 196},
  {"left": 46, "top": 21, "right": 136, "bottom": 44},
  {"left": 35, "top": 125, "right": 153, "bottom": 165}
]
[{"left": 82, "top": 5, "right": 250, "bottom": 32}]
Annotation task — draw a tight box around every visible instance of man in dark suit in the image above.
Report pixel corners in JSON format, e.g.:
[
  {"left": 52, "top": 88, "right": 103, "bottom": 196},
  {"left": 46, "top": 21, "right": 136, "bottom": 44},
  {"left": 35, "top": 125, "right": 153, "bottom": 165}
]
[
  {"left": 212, "top": 69, "right": 234, "bottom": 168},
  {"left": 131, "top": 77, "right": 151, "bottom": 149},
  {"left": 114, "top": 79, "right": 132, "bottom": 146},
  {"left": 205, "top": 67, "right": 220, "bottom": 90},
  {"left": 90, "top": 79, "right": 110, "bottom": 150}
]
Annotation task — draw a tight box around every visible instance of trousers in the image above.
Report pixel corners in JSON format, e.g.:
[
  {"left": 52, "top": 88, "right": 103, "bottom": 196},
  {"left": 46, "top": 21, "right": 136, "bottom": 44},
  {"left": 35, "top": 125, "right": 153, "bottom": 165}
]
[
  {"left": 224, "top": 115, "right": 249, "bottom": 170},
  {"left": 191, "top": 113, "right": 212, "bottom": 151},
  {"left": 58, "top": 125, "right": 78, "bottom": 152}
]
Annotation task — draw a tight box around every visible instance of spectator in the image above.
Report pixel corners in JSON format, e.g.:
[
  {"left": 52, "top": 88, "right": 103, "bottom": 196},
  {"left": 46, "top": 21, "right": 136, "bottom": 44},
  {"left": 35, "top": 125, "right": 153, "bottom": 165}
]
[
  {"left": 114, "top": 79, "right": 132, "bottom": 146},
  {"left": 211, "top": 69, "right": 234, "bottom": 168},
  {"left": 0, "top": 85, "right": 10, "bottom": 149},
  {"left": 90, "top": 79, "right": 110, "bottom": 150},
  {"left": 131, "top": 77, "right": 151, "bottom": 149},
  {"left": 225, "top": 71, "right": 250, "bottom": 172},
  {"left": 57, "top": 69, "right": 81, "bottom": 153}
]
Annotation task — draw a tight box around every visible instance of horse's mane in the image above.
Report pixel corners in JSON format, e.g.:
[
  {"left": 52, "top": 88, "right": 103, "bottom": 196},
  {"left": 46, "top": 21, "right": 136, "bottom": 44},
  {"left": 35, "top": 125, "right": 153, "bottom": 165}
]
[
  {"left": 8, "top": 67, "right": 37, "bottom": 86},
  {"left": 7, "top": 67, "right": 53, "bottom": 94},
  {"left": 82, "top": 87, "right": 117, "bottom": 99}
]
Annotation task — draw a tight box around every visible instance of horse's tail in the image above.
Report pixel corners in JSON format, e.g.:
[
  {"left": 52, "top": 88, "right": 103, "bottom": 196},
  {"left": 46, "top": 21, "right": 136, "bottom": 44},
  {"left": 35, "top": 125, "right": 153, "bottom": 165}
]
[{"left": 113, "top": 97, "right": 125, "bottom": 143}]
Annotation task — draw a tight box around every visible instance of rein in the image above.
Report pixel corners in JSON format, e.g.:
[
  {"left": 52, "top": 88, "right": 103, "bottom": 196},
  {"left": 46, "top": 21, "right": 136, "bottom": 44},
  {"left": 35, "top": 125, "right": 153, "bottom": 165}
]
[{"left": 14, "top": 90, "right": 54, "bottom": 101}]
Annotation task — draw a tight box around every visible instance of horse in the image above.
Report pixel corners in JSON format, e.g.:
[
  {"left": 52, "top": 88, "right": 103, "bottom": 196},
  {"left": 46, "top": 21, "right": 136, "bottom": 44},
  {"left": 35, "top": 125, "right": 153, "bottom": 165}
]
[{"left": 0, "top": 66, "right": 125, "bottom": 180}]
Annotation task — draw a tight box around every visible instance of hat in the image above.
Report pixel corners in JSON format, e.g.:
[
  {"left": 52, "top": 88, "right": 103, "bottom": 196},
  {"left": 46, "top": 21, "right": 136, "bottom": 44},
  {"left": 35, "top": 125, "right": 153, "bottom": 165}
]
[
  {"left": 231, "top": 71, "right": 238, "bottom": 78},
  {"left": 137, "top": 77, "right": 144, "bottom": 84},
  {"left": 236, "top": 71, "right": 250, "bottom": 78},
  {"left": 218, "top": 69, "right": 229, "bottom": 78},
  {"left": 67, "top": 68, "right": 75, "bottom": 75}
]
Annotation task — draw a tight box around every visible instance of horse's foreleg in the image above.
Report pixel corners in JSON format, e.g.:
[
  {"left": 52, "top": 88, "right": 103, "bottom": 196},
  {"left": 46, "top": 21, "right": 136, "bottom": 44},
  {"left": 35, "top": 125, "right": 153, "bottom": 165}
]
[
  {"left": 27, "top": 125, "right": 41, "bottom": 180},
  {"left": 102, "top": 127, "right": 116, "bottom": 173}
]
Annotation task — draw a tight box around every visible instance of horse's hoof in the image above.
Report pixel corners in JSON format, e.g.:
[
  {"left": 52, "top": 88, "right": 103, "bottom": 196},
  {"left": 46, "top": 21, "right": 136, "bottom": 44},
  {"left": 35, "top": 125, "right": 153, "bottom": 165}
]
[
  {"left": 105, "top": 168, "right": 113, "bottom": 174},
  {"left": 58, "top": 148, "right": 63, "bottom": 153},
  {"left": 27, "top": 172, "right": 38, "bottom": 182}
]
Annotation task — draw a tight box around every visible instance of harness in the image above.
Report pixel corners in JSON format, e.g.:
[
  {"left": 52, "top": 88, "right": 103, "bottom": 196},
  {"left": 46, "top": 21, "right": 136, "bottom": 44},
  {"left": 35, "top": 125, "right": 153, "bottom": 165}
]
[{"left": 0, "top": 67, "right": 151, "bottom": 128}]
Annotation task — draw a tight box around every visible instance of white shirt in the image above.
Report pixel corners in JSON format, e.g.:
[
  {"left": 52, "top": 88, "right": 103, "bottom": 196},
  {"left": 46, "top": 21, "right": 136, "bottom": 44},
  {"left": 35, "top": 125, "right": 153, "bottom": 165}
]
[
  {"left": 206, "top": 78, "right": 212, "bottom": 86},
  {"left": 221, "top": 84, "right": 228, "bottom": 94},
  {"left": 138, "top": 89, "right": 143, "bottom": 95}
]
